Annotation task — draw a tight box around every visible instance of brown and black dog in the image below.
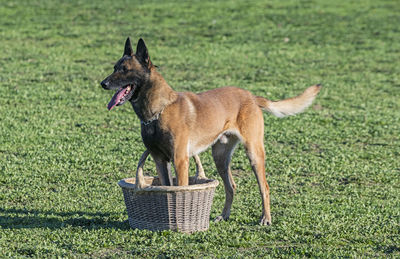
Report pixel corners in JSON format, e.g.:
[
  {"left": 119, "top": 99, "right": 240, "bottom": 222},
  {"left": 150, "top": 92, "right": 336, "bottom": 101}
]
[{"left": 101, "top": 38, "right": 321, "bottom": 225}]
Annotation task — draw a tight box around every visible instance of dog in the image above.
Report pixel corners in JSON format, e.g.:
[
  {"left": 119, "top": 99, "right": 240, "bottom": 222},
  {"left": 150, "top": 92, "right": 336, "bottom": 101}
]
[{"left": 101, "top": 38, "right": 321, "bottom": 225}]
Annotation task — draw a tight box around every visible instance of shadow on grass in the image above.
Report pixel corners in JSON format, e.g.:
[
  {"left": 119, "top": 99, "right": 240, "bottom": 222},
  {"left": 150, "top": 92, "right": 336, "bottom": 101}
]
[{"left": 0, "top": 207, "right": 130, "bottom": 230}]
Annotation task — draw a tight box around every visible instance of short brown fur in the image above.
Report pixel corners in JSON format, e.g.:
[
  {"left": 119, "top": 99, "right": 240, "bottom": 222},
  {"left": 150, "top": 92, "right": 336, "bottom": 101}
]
[{"left": 101, "top": 38, "right": 321, "bottom": 225}]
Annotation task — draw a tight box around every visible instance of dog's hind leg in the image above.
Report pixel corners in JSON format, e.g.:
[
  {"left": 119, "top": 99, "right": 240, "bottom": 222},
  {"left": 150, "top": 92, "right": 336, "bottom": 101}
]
[
  {"left": 212, "top": 135, "right": 240, "bottom": 222},
  {"left": 243, "top": 141, "right": 271, "bottom": 226},
  {"left": 239, "top": 109, "right": 272, "bottom": 226}
]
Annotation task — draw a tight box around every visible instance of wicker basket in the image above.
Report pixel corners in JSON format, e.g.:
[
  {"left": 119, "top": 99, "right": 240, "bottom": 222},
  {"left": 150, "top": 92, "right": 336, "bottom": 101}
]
[{"left": 118, "top": 176, "right": 219, "bottom": 233}]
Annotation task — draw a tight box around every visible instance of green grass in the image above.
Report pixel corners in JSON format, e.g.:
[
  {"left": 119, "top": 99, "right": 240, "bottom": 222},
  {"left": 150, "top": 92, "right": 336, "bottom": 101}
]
[{"left": 1, "top": 0, "right": 399, "bottom": 257}]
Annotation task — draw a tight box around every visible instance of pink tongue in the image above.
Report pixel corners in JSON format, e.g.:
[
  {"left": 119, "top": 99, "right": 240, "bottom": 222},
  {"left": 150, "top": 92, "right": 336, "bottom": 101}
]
[{"left": 107, "top": 88, "right": 126, "bottom": 111}]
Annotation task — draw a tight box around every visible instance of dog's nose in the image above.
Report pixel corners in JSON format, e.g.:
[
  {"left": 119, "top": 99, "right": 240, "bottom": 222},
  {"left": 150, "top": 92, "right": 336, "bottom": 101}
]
[{"left": 101, "top": 80, "right": 109, "bottom": 89}]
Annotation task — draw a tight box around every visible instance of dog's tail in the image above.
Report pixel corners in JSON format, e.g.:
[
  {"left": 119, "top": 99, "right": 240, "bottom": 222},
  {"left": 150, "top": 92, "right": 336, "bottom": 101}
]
[{"left": 255, "top": 84, "right": 321, "bottom": 118}]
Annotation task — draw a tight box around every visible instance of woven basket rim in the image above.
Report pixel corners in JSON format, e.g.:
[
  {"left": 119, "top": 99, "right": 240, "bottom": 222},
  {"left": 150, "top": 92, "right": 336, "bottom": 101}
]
[{"left": 118, "top": 176, "right": 219, "bottom": 193}]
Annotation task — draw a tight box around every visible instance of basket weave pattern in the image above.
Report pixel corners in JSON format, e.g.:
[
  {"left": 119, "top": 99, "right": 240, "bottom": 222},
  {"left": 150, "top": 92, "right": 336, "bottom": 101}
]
[{"left": 119, "top": 176, "right": 218, "bottom": 233}]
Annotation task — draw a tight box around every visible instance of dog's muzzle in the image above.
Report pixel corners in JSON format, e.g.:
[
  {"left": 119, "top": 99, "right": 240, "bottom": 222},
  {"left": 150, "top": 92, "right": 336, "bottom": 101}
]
[{"left": 101, "top": 79, "right": 110, "bottom": 89}]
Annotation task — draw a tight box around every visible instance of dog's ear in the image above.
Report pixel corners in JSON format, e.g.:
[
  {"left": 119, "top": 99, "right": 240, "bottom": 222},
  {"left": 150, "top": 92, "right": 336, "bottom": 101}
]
[
  {"left": 124, "top": 37, "right": 133, "bottom": 56},
  {"left": 136, "top": 38, "right": 151, "bottom": 69}
]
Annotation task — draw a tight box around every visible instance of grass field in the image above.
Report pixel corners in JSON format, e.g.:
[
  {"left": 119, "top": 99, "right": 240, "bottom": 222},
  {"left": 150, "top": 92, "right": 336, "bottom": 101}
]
[{"left": 1, "top": 0, "right": 399, "bottom": 257}]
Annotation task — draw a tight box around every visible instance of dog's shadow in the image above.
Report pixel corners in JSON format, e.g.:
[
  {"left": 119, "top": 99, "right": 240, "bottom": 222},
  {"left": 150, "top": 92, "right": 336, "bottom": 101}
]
[{"left": 0, "top": 207, "right": 130, "bottom": 230}]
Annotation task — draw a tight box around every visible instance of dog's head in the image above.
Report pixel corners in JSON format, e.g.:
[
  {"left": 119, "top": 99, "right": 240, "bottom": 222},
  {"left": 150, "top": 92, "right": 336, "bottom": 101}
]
[{"left": 101, "top": 37, "right": 152, "bottom": 110}]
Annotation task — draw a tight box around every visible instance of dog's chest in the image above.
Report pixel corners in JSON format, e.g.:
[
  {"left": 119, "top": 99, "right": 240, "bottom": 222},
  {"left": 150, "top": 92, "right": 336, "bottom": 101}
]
[{"left": 141, "top": 121, "right": 174, "bottom": 162}]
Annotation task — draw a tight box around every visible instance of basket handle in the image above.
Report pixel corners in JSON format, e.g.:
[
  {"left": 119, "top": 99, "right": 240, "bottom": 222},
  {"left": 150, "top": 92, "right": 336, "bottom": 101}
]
[
  {"left": 194, "top": 154, "right": 207, "bottom": 182},
  {"left": 135, "top": 150, "right": 150, "bottom": 190}
]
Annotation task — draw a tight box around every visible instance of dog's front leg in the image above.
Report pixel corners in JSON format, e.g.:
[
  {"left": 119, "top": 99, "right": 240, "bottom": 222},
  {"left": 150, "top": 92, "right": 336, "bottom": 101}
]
[
  {"left": 174, "top": 156, "right": 189, "bottom": 186},
  {"left": 173, "top": 138, "right": 189, "bottom": 186},
  {"left": 153, "top": 155, "right": 173, "bottom": 186}
]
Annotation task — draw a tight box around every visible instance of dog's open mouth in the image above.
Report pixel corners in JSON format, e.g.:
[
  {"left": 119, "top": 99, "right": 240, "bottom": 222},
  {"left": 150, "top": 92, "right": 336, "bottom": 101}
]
[{"left": 107, "top": 84, "right": 136, "bottom": 111}]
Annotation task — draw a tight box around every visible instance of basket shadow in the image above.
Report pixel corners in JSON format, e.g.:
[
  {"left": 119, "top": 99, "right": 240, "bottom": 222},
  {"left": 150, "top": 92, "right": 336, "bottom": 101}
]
[{"left": 0, "top": 207, "right": 130, "bottom": 230}]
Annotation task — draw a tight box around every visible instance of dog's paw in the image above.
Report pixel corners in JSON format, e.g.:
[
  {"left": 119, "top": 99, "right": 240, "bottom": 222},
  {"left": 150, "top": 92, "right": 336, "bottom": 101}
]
[
  {"left": 214, "top": 215, "right": 229, "bottom": 223},
  {"left": 214, "top": 215, "right": 224, "bottom": 222},
  {"left": 259, "top": 216, "right": 271, "bottom": 226}
]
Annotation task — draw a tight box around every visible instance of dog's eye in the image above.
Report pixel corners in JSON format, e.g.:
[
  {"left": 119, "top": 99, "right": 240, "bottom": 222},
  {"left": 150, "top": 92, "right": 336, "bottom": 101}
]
[{"left": 122, "top": 66, "right": 128, "bottom": 72}]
